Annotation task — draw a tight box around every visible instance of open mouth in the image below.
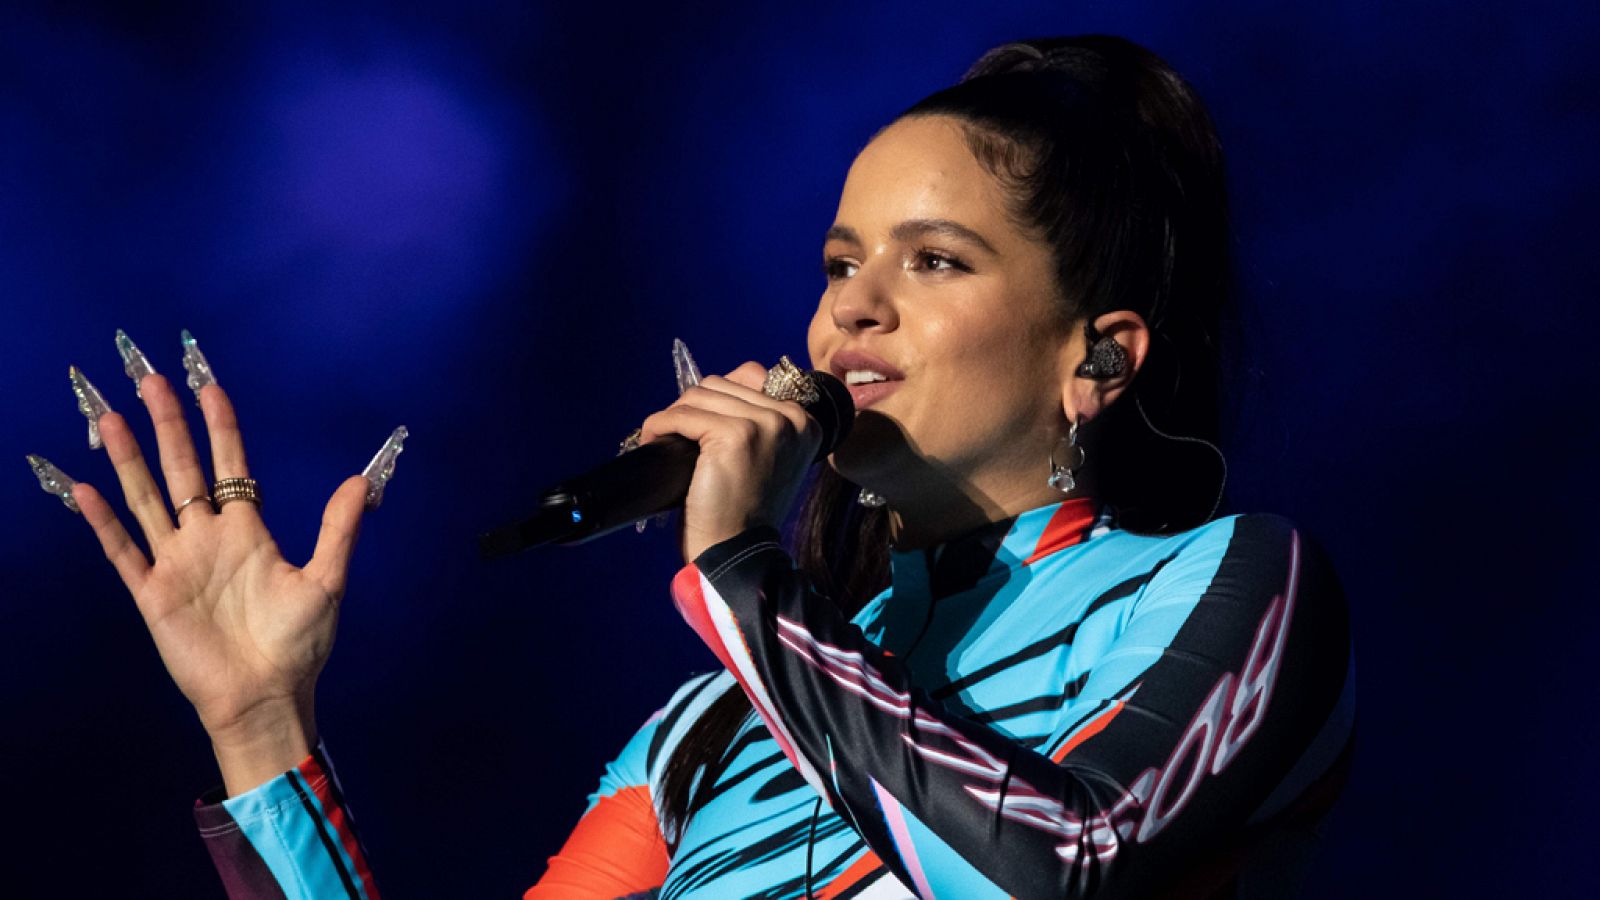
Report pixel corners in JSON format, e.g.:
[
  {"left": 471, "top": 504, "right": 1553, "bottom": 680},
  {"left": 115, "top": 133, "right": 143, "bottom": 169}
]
[
  {"left": 839, "top": 369, "right": 904, "bottom": 411},
  {"left": 830, "top": 350, "right": 906, "bottom": 411}
]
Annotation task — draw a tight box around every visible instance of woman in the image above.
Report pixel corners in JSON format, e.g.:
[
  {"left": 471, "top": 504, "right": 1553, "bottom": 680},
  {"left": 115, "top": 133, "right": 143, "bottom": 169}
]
[{"left": 34, "top": 35, "right": 1352, "bottom": 899}]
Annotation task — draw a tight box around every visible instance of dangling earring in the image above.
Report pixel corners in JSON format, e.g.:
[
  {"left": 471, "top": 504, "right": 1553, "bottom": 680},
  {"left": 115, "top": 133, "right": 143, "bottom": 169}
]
[
  {"left": 1048, "top": 418, "right": 1086, "bottom": 494},
  {"left": 857, "top": 487, "right": 887, "bottom": 508}
]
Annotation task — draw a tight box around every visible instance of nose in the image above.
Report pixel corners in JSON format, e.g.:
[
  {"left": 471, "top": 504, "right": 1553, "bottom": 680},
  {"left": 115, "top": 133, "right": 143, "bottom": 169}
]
[{"left": 830, "top": 258, "right": 899, "bottom": 335}]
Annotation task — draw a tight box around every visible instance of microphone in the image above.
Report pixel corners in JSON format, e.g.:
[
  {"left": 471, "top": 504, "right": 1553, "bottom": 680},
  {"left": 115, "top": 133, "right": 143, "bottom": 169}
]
[{"left": 478, "top": 369, "right": 854, "bottom": 558}]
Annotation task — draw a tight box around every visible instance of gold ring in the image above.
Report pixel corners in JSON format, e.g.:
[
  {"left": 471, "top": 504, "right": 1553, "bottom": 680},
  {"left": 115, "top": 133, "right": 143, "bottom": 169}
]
[
  {"left": 212, "top": 476, "right": 262, "bottom": 510},
  {"left": 761, "top": 356, "right": 819, "bottom": 406},
  {"left": 173, "top": 493, "right": 213, "bottom": 518}
]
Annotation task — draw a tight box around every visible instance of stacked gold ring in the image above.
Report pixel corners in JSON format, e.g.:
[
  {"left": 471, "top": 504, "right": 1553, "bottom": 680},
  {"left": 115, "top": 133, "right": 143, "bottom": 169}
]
[{"left": 212, "top": 476, "right": 262, "bottom": 510}]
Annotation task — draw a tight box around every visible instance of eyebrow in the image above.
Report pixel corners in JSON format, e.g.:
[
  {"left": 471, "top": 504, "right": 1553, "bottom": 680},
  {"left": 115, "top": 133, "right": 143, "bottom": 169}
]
[{"left": 824, "top": 219, "right": 999, "bottom": 256}]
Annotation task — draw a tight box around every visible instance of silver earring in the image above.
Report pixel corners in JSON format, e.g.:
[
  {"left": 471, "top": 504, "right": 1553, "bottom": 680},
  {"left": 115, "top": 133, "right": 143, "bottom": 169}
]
[
  {"left": 857, "top": 487, "right": 887, "bottom": 508},
  {"left": 1048, "top": 419, "right": 1086, "bottom": 494}
]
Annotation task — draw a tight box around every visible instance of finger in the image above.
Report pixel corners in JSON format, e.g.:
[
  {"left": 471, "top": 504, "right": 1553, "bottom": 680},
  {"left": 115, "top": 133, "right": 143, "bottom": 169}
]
[
  {"left": 638, "top": 403, "right": 760, "bottom": 449},
  {"left": 140, "top": 374, "right": 214, "bottom": 524},
  {"left": 305, "top": 476, "right": 369, "bottom": 600},
  {"left": 198, "top": 384, "right": 255, "bottom": 518},
  {"left": 73, "top": 482, "right": 151, "bottom": 595},
  {"left": 97, "top": 411, "right": 176, "bottom": 546},
  {"left": 199, "top": 384, "right": 249, "bottom": 478},
  {"left": 655, "top": 384, "right": 796, "bottom": 443},
  {"left": 692, "top": 375, "right": 813, "bottom": 435},
  {"left": 723, "top": 361, "right": 768, "bottom": 391}
]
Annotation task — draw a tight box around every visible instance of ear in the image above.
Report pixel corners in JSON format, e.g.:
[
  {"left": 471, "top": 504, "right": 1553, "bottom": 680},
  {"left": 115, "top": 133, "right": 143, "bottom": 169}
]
[{"left": 1058, "top": 309, "right": 1151, "bottom": 426}]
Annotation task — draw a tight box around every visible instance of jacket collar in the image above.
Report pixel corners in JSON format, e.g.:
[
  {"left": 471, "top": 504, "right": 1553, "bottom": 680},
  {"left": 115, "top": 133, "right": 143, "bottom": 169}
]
[{"left": 887, "top": 496, "right": 1111, "bottom": 601}]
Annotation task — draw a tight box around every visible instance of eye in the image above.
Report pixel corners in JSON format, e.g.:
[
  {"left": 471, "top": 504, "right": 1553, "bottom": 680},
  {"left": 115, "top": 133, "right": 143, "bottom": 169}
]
[
  {"left": 823, "top": 257, "right": 859, "bottom": 281},
  {"left": 912, "top": 248, "right": 972, "bottom": 274}
]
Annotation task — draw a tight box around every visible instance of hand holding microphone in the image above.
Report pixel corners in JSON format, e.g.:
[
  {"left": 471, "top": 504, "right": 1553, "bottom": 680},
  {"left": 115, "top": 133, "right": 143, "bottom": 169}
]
[
  {"left": 638, "top": 358, "right": 842, "bottom": 563},
  {"left": 478, "top": 352, "right": 854, "bottom": 560}
]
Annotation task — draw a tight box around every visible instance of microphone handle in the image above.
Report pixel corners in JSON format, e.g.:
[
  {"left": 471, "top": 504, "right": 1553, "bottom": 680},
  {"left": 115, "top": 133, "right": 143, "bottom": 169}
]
[
  {"left": 477, "top": 368, "right": 852, "bottom": 559},
  {"left": 477, "top": 436, "right": 700, "bottom": 556}
]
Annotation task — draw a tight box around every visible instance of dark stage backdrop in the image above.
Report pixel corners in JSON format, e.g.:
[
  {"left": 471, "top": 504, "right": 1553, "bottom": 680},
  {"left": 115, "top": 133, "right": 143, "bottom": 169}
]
[{"left": 3, "top": 2, "right": 1596, "bottom": 896}]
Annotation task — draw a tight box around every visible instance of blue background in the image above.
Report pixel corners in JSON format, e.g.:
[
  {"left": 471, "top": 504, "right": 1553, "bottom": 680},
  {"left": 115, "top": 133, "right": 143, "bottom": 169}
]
[{"left": 3, "top": 1, "right": 1596, "bottom": 895}]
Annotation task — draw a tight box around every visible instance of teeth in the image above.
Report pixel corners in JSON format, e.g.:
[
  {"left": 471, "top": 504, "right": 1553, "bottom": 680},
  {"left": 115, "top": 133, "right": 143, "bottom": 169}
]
[{"left": 845, "top": 370, "right": 889, "bottom": 385}]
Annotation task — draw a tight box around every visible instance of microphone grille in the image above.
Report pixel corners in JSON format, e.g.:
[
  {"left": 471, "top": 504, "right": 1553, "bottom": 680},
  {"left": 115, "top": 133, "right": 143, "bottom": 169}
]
[{"left": 802, "top": 370, "right": 855, "bottom": 460}]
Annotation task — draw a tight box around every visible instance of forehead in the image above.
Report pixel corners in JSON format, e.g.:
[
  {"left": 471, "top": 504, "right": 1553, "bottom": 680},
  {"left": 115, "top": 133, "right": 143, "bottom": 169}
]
[{"left": 835, "top": 115, "right": 1013, "bottom": 237}]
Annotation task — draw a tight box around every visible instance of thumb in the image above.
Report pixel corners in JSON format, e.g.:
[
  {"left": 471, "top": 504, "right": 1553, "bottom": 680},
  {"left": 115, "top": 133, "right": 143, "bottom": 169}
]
[{"left": 304, "top": 475, "right": 371, "bottom": 599}]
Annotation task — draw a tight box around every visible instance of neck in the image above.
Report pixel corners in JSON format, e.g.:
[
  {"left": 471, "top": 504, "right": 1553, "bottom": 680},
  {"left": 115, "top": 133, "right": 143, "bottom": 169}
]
[{"left": 885, "top": 480, "right": 1089, "bottom": 551}]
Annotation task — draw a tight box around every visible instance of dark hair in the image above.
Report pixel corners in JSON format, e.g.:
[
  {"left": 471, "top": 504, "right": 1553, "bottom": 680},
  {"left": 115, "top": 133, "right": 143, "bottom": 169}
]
[{"left": 658, "top": 34, "right": 1234, "bottom": 843}]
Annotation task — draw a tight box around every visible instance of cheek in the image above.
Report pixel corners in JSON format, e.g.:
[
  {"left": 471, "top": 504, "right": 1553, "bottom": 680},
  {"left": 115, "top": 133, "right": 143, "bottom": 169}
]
[
  {"left": 903, "top": 320, "right": 998, "bottom": 423},
  {"left": 915, "top": 315, "right": 1055, "bottom": 433},
  {"left": 922, "top": 316, "right": 1017, "bottom": 384},
  {"left": 805, "top": 299, "right": 831, "bottom": 370}
]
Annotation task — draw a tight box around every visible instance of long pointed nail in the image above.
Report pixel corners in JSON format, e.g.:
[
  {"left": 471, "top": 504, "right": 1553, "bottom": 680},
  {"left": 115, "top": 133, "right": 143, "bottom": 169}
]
[
  {"left": 27, "top": 454, "right": 81, "bottom": 513},
  {"left": 361, "top": 426, "right": 408, "bottom": 509},
  {"left": 180, "top": 329, "right": 216, "bottom": 403},
  {"left": 68, "top": 365, "right": 113, "bottom": 449},
  {"left": 672, "top": 338, "right": 702, "bottom": 397},
  {"left": 115, "top": 329, "right": 157, "bottom": 397}
]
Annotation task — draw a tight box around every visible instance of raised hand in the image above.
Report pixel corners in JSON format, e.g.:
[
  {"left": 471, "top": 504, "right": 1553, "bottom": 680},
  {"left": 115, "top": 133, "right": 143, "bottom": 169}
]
[{"left": 30, "top": 332, "right": 403, "bottom": 796}]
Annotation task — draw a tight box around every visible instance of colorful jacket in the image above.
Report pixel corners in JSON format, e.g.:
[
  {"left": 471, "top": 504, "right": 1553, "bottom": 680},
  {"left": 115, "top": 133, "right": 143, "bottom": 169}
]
[{"left": 197, "top": 497, "right": 1354, "bottom": 899}]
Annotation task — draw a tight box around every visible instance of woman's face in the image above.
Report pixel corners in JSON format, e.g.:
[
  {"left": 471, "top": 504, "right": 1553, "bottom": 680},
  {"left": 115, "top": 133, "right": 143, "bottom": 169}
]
[{"left": 807, "top": 115, "right": 1076, "bottom": 511}]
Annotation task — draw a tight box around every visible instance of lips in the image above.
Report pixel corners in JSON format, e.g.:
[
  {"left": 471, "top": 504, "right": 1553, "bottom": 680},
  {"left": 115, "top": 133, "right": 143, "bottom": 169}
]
[
  {"left": 828, "top": 349, "right": 905, "bottom": 411},
  {"left": 843, "top": 379, "right": 902, "bottom": 409}
]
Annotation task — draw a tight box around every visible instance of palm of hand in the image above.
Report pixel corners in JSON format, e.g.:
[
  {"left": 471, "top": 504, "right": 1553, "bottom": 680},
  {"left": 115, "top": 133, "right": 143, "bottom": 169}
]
[{"left": 138, "top": 514, "right": 339, "bottom": 737}]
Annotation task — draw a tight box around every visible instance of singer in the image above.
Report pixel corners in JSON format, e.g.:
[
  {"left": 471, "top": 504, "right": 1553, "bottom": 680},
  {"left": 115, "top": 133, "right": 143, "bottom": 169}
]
[{"left": 44, "top": 35, "right": 1351, "bottom": 899}]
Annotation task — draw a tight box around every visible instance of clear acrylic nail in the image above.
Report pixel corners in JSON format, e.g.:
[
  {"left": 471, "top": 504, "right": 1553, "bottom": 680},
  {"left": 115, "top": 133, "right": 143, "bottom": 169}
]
[
  {"left": 362, "top": 426, "right": 409, "bottom": 509},
  {"left": 115, "top": 329, "right": 157, "bottom": 398},
  {"left": 27, "top": 454, "right": 80, "bottom": 513},
  {"left": 180, "top": 329, "right": 216, "bottom": 402},
  {"left": 633, "top": 338, "right": 704, "bottom": 534},
  {"left": 68, "top": 366, "right": 113, "bottom": 449},
  {"left": 672, "top": 337, "right": 703, "bottom": 396}
]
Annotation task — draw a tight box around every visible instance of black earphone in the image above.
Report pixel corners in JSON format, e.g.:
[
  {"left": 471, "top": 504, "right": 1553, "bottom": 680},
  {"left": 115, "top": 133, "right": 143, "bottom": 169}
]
[{"left": 1075, "top": 321, "right": 1129, "bottom": 380}]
